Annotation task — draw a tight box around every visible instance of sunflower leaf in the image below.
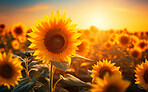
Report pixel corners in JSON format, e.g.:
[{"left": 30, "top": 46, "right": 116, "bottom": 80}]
[
  {"left": 12, "top": 81, "right": 36, "bottom": 92},
  {"left": 50, "top": 61, "right": 69, "bottom": 71},
  {"left": 30, "top": 64, "right": 49, "bottom": 79},
  {"left": 28, "top": 60, "right": 42, "bottom": 67},
  {"left": 37, "top": 85, "right": 49, "bottom": 92},
  {"left": 55, "top": 86, "right": 69, "bottom": 92},
  {"left": 59, "top": 74, "right": 91, "bottom": 87},
  {"left": 11, "top": 77, "right": 31, "bottom": 92}
]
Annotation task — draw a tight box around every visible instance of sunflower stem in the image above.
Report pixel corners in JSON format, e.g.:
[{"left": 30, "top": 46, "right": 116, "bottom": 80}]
[
  {"left": 24, "top": 57, "right": 29, "bottom": 77},
  {"left": 49, "top": 63, "right": 54, "bottom": 92}
]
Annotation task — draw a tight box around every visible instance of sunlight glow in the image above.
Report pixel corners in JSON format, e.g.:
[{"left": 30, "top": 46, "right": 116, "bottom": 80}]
[{"left": 90, "top": 13, "right": 107, "bottom": 30}]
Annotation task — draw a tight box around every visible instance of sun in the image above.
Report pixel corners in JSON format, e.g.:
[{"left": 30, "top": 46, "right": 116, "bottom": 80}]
[
  {"left": 90, "top": 12, "right": 107, "bottom": 29},
  {"left": 91, "top": 16, "right": 106, "bottom": 29}
]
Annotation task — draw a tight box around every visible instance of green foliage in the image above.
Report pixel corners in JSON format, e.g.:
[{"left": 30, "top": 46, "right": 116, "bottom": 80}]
[
  {"left": 60, "top": 74, "right": 91, "bottom": 87},
  {"left": 50, "top": 61, "right": 69, "bottom": 71}
]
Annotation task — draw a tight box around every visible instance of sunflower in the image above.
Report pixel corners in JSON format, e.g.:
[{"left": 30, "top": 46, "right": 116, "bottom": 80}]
[
  {"left": 89, "top": 36, "right": 97, "bottom": 44},
  {"left": 135, "top": 59, "right": 148, "bottom": 90},
  {"left": 11, "top": 22, "right": 27, "bottom": 38},
  {"left": 103, "top": 41, "right": 112, "bottom": 50},
  {"left": 76, "top": 40, "right": 90, "bottom": 57},
  {"left": 117, "top": 33, "right": 130, "bottom": 47},
  {"left": 0, "top": 52, "right": 23, "bottom": 89},
  {"left": 129, "top": 42, "right": 136, "bottom": 49},
  {"left": 28, "top": 10, "right": 80, "bottom": 64},
  {"left": 137, "top": 39, "right": 148, "bottom": 52},
  {"left": 91, "top": 59, "right": 121, "bottom": 82},
  {"left": 109, "top": 34, "right": 117, "bottom": 44},
  {"left": 129, "top": 47, "right": 142, "bottom": 60},
  {"left": 18, "top": 36, "right": 27, "bottom": 43},
  {"left": 11, "top": 40, "right": 20, "bottom": 50},
  {"left": 130, "top": 35, "right": 139, "bottom": 44},
  {"left": 0, "top": 24, "right": 5, "bottom": 29},
  {"left": 145, "top": 32, "right": 148, "bottom": 37},
  {"left": 90, "top": 73, "right": 130, "bottom": 92},
  {"left": 0, "top": 24, "right": 6, "bottom": 36}
]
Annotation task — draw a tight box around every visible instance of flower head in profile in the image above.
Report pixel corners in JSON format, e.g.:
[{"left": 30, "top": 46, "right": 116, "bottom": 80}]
[
  {"left": 135, "top": 59, "right": 148, "bottom": 90},
  {"left": 0, "top": 52, "right": 23, "bottom": 89},
  {"left": 90, "top": 73, "right": 130, "bottom": 92},
  {"left": 28, "top": 10, "right": 80, "bottom": 64},
  {"left": 91, "top": 59, "right": 121, "bottom": 82}
]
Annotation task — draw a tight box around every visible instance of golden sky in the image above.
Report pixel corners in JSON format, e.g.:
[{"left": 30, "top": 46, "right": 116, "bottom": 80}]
[{"left": 0, "top": 0, "right": 148, "bottom": 31}]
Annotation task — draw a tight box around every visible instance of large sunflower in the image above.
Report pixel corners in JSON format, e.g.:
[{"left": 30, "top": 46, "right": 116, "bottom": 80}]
[
  {"left": 117, "top": 33, "right": 130, "bottom": 48},
  {"left": 11, "top": 22, "right": 27, "bottom": 38},
  {"left": 28, "top": 10, "right": 80, "bottom": 64},
  {"left": 135, "top": 59, "right": 148, "bottom": 90},
  {"left": 91, "top": 59, "right": 121, "bottom": 82},
  {"left": 90, "top": 73, "right": 130, "bottom": 92},
  {"left": 0, "top": 52, "right": 23, "bottom": 89}
]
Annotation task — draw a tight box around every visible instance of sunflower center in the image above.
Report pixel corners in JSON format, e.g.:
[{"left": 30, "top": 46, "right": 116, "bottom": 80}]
[
  {"left": 146, "top": 32, "right": 148, "bottom": 36},
  {"left": 99, "top": 67, "right": 111, "bottom": 79},
  {"left": 131, "top": 50, "right": 139, "bottom": 58},
  {"left": 0, "top": 63, "right": 14, "bottom": 79},
  {"left": 0, "top": 24, "right": 5, "bottom": 29},
  {"left": 144, "top": 69, "right": 148, "bottom": 83},
  {"left": 141, "top": 32, "right": 144, "bottom": 36},
  {"left": 14, "top": 27, "right": 22, "bottom": 35},
  {"left": 139, "top": 42, "right": 145, "bottom": 49},
  {"left": 44, "top": 33, "right": 65, "bottom": 54},
  {"left": 106, "top": 43, "right": 111, "bottom": 48},
  {"left": 105, "top": 85, "right": 119, "bottom": 92},
  {"left": 120, "top": 36, "right": 129, "bottom": 45},
  {"left": 110, "top": 38, "right": 114, "bottom": 42}
]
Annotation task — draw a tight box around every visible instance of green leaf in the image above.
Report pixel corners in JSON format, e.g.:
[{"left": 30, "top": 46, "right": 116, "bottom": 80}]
[
  {"left": 28, "top": 60, "right": 42, "bottom": 67},
  {"left": 55, "top": 86, "right": 69, "bottom": 92},
  {"left": 12, "top": 81, "right": 35, "bottom": 92},
  {"left": 30, "top": 64, "right": 49, "bottom": 78},
  {"left": 50, "top": 61, "right": 69, "bottom": 71},
  {"left": 60, "top": 74, "right": 91, "bottom": 87},
  {"left": 12, "top": 77, "right": 31, "bottom": 92},
  {"left": 31, "top": 64, "right": 49, "bottom": 71},
  {"left": 79, "top": 88, "right": 89, "bottom": 92},
  {"left": 37, "top": 85, "right": 49, "bottom": 92}
]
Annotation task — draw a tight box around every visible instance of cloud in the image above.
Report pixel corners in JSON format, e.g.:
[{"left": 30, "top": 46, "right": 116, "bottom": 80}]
[{"left": 24, "top": 4, "right": 51, "bottom": 12}]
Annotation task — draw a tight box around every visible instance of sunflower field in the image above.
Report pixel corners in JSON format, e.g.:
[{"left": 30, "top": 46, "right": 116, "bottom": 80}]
[{"left": 0, "top": 10, "right": 148, "bottom": 92}]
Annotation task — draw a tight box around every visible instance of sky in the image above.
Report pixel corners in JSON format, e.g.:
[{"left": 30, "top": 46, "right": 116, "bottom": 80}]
[{"left": 0, "top": 0, "right": 148, "bottom": 32}]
